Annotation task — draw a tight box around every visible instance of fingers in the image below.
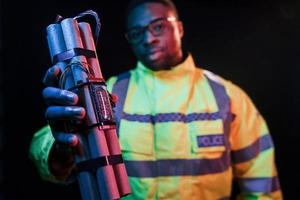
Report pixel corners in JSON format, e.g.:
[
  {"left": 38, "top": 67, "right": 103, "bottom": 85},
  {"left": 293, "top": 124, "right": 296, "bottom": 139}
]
[
  {"left": 43, "top": 66, "right": 82, "bottom": 148},
  {"left": 54, "top": 132, "right": 79, "bottom": 147},
  {"left": 43, "top": 65, "right": 61, "bottom": 86},
  {"left": 45, "top": 106, "right": 86, "bottom": 120},
  {"left": 43, "top": 87, "right": 78, "bottom": 105}
]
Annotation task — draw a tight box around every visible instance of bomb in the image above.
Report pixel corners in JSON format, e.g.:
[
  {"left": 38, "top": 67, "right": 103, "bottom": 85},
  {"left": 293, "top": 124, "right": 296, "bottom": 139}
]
[{"left": 46, "top": 10, "right": 131, "bottom": 200}]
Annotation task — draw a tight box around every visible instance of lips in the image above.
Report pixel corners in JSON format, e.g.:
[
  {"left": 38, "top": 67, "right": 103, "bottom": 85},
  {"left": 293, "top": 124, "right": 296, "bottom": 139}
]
[
  {"left": 148, "top": 51, "right": 162, "bottom": 61},
  {"left": 148, "top": 48, "right": 161, "bottom": 54},
  {"left": 145, "top": 48, "right": 163, "bottom": 60}
]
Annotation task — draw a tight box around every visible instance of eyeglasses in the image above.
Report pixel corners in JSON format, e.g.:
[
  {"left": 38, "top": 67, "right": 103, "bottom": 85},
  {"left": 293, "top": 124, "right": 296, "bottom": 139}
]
[{"left": 126, "top": 17, "right": 178, "bottom": 44}]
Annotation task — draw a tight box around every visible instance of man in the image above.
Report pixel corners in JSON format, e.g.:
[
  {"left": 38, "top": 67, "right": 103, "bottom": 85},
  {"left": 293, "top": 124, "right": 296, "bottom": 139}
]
[{"left": 29, "top": 0, "right": 283, "bottom": 199}]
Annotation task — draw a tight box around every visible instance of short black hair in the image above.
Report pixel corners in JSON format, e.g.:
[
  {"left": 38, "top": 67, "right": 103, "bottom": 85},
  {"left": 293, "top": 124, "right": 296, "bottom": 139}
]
[{"left": 126, "top": 0, "right": 179, "bottom": 19}]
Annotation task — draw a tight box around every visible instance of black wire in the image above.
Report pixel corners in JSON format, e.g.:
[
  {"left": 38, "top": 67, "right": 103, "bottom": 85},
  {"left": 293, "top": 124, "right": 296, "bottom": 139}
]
[
  {"left": 74, "top": 10, "right": 101, "bottom": 45},
  {"left": 59, "top": 61, "right": 92, "bottom": 89}
]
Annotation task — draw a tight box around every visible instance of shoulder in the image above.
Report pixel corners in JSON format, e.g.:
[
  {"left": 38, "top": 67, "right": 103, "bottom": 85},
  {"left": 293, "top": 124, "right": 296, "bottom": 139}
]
[
  {"left": 202, "top": 70, "right": 261, "bottom": 118},
  {"left": 106, "top": 70, "right": 132, "bottom": 93},
  {"left": 202, "top": 69, "right": 250, "bottom": 101}
]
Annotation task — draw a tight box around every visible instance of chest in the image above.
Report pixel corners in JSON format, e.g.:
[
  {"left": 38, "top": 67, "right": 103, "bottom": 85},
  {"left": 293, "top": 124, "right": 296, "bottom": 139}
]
[{"left": 118, "top": 75, "right": 228, "bottom": 160}]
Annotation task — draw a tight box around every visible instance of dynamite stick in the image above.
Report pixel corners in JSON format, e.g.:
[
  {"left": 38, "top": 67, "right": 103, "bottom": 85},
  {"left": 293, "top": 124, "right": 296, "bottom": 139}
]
[
  {"left": 47, "top": 23, "right": 101, "bottom": 200},
  {"left": 46, "top": 10, "right": 131, "bottom": 200},
  {"left": 79, "top": 22, "right": 131, "bottom": 197}
]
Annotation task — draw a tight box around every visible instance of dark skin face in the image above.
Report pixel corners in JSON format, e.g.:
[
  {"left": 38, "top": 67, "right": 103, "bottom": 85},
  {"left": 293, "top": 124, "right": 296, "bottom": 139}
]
[{"left": 127, "top": 2, "right": 184, "bottom": 71}]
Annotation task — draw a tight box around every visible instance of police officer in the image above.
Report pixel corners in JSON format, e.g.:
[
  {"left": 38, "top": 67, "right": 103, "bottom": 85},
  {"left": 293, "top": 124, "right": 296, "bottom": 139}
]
[{"left": 30, "top": 0, "right": 283, "bottom": 199}]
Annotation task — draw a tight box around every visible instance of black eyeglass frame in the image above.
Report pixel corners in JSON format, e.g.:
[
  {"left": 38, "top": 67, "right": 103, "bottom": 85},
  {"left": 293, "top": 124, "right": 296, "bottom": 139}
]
[{"left": 125, "top": 17, "right": 178, "bottom": 44}]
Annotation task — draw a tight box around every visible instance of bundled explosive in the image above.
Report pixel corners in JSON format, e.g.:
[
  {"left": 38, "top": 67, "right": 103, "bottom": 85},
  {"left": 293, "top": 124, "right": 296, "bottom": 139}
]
[{"left": 46, "top": 10, "right": 131, "bottom": 200}]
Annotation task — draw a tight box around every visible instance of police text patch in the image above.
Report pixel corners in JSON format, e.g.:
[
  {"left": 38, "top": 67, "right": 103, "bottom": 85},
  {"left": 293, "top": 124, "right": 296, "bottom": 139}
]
[{"left": 197, "top": 134, "right": 225, "bottom": 147}]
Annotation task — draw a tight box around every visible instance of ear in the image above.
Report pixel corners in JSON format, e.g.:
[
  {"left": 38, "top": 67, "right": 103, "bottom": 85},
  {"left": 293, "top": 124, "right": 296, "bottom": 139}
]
[
  {"left": 177, "top": 21, "right": 184, "bottom": 38},
  {"left": 124, "top": 33, "right": 130, "bottom": 43}
]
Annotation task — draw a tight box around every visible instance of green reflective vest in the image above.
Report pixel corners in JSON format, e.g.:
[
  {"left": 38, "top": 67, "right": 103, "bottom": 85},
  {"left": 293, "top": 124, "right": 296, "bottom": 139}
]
[{"left": 29, "top": 55, "right": 282, "bottom": 199}]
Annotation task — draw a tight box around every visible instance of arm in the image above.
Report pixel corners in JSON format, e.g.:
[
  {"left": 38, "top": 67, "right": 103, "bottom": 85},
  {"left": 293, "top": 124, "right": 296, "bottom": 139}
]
[
  {"left": 29, "top": 125, "right": 76, "bottom": 184},
  {"left": 28, "top": 68, "right": 118, "bottom": 183},
  {"left": 227, "top": 83, "right": 283, "bottom": 200},
  {"left": 28, "top": 66, "right": 84, "bottom": 183}
]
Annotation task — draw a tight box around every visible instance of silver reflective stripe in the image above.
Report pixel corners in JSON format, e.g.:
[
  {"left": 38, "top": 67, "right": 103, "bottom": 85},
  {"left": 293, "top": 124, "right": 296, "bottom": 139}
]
[
  {"left": 219, "top": 197, "right": 230, "bottom": 200},
  {"left": 238, "top": 176, "right": 281, "bottom": 193},
  {"left": 205, "top": 74, "right": 233, "bottom": 149},
  {"left": 232, "top": 134, "right": 274, "bottom": 164},
  {"left": 122, "top": 111, "right": 223, "bottom": 123},
  {"left": 125, "top": 151, "right": 230, "bottom": 177},
  {"left": 112, "top": 72, "right": 131, "bottom": 133}
]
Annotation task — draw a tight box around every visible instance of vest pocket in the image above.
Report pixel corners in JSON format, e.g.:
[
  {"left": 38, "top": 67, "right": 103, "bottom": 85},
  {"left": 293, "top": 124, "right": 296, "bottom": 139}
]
[
  {"left": 189, "top": 119, "right": 226, "bottom": 158},
  {"left": 118, "top": 120, "right": 154, "bottom": 156}
]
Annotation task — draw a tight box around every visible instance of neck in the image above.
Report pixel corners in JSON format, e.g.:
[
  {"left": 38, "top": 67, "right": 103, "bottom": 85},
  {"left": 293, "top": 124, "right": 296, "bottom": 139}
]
[
  {"left": 150, "top": 50, "right": 186, "bottom": 71},
  {"left": 165, "top": 50, "right": 188, "bottom": 70}
]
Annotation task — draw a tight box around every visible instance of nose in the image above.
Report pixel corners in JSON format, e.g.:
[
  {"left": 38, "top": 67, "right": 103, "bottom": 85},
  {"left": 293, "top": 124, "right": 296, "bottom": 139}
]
[{"left": 143, "top": 29, "right": 157, "bottom": 45}]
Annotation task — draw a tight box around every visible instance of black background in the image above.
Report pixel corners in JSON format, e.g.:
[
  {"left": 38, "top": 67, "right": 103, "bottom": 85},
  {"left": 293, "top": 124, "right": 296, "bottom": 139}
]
[{"left": 2, "top": 0, "right": 300, "bottom": 199}]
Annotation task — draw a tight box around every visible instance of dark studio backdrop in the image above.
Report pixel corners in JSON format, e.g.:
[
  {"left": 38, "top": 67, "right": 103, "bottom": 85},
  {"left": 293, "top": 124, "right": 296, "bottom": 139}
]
[{"left": 1, "top": 0, "right": 299, "bottom": 199}]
